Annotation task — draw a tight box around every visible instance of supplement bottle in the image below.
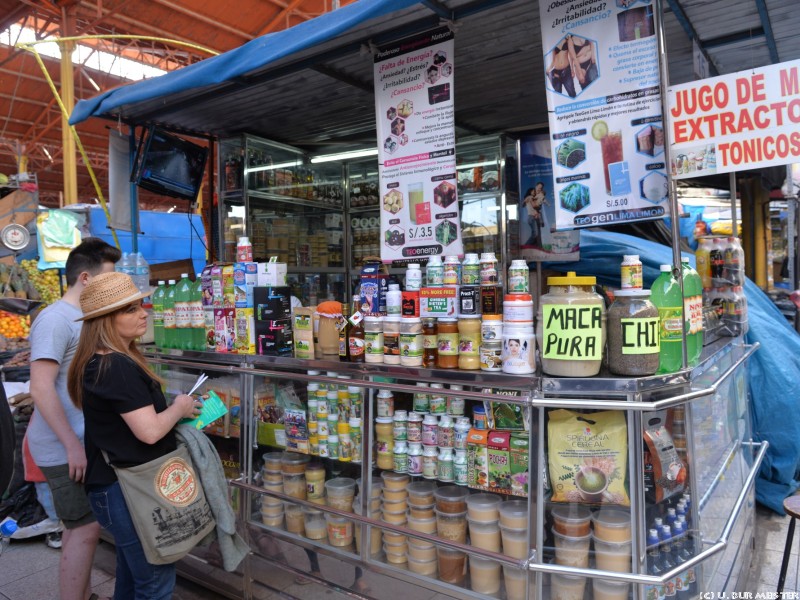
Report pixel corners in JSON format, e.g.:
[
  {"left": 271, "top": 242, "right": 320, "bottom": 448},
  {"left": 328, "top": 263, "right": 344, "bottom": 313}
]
[
  {"left": 422, "top": 317, "right": 438, "bottom": 367},
  {"left": 386, "top": 284, "right": 402, "bottom": 316},
  {"left": 443, "top": 256, "right": 461, "bottom": 285},
  {"left": 399, "top": 317, "right": 423, "bottom": 366},
  {"left": 508, "top": 259, "right": 530, "bottom": 293},
  {"left": 426, "top": 255, "right": 444, "bottom": 286},
  {"left": 364, "top": 316, "right": 384, "bottom": 363},
  {"left": 383, "top": 316, "right": 401, "bottom": 364},
  {"left": 462, "top": 253, "right": 481, "bottom": 285},
  {"left": 480, "top": 252, "right": 499, "bottom": 285},
  {"left": 620, "top": 254, "right": 643, "bottom": 289},
  {"left": 406, "top": 264, "right": 422, "bottom": 291}
]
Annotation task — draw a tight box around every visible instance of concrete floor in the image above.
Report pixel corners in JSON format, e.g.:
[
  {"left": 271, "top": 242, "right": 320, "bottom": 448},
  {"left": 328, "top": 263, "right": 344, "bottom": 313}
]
[{"left": 0, "top": 502, "right": 796, "bottom": 600}]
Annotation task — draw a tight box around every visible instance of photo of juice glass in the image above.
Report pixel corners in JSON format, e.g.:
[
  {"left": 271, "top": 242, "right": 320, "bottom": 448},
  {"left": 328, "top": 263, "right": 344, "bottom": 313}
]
[
  {"left": 409, "top": 183, "right": 424, "bottom": 223},
  {"left": 601, "top": 131, "right": 623, "bottom": 195}
]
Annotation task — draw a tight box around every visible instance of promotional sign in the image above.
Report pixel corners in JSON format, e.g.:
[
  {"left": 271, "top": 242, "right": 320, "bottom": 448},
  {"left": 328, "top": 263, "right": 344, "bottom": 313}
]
[
  {"left": 519, "top": 134, "right": 580, "bottom": 261},
  {"left": 539, "top": 0, "right": 669, "bottom": 229},
  {"left": 668, "top": 58, "right": 800, "bottom": 178},
  {"left": 374, "top": 28, "right": 463, "bottom": 263}
]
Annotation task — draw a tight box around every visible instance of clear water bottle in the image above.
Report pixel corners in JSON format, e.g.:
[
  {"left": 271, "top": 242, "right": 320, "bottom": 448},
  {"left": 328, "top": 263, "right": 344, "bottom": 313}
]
[
  {"left": 190, "top": 274, "right": 205, "bottom": 351},
  {"left": 163, "top": 280, "right": 177, "bottom": 349},
  {"left": 0, "top": 519, "right": 17, "bottom": 557},
  {"left": 152, "top": 281, "right": 166, "bottom": 350},
  {"left": 134, "top": 252, "right": 151, "bottom": 295},
  {"left": 117, "top": 251, "right": 135, "bottom": 276},
  {"left": 175, "top": 274, "right": 193, "bottom": 350}
]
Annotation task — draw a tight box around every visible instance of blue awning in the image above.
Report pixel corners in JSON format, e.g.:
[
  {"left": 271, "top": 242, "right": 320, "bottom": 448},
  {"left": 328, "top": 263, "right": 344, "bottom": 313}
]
[{"left": 70, "top": 0, "right": 423, "bottom": 126}]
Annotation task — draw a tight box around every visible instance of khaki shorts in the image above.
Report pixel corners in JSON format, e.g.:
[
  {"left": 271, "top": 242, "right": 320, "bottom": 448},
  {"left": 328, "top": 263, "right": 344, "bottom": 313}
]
[{"left": 39, "top": 464, "right": 96, "bottom": 530}]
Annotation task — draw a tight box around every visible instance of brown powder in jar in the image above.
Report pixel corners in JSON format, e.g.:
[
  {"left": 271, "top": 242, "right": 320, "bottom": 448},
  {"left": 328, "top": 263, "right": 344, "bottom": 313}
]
[
  {"left": 436, "top": 513, "right": 467, "bottom": 542},
  {"left": 437, "top": 549, "right": 466, "bottom": 585}
]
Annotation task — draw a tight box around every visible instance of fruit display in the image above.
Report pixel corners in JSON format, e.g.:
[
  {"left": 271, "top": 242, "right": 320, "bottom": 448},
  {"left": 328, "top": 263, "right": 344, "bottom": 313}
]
[
  {"left": 0, "top": 311, "right": 30, "bottom": 340},
  {"left": 19, "top": 259, "right": 62, "bottom": 306},
  {"left": 4, "top": 349, "right": 30, "bottom": 366}
]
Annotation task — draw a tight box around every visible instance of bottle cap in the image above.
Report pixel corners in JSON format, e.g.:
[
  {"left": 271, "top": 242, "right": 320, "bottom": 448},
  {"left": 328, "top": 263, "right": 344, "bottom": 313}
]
[
  {"left": 238, "top": 236, "right": 250, "bottom": 244},
  {"left": 0, "top": 520, "right": 18, "bottom": 536}
]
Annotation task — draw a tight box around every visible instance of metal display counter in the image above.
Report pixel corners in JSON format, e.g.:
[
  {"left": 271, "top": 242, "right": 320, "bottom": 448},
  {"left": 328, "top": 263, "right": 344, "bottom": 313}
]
[{"left": 145, "top": 337, "right": 761, "bottom": 600}]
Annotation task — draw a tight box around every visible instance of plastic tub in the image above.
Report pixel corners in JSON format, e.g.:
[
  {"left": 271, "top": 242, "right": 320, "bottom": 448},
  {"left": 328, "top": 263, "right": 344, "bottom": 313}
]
[
  {"left": 381, "top": 498, "right": 408, "bottom": 514},
  {"left": 262, "top": 451, "right": 283, "bottom": 471},
  {"left": 261, "top": 511, "right": 284, "bottom": 528},
  {"left": 551, "top": 504, "right": 593, "bottom": 537},
  {"left": 282, "top": 473, "right": 307, "bottom": 500},
  {"left": 325, "top": 514, "right": 353, "bottom": 547},
  {"left": 435, "top": 509, "right": 467, "bottom": 543},
  {"left": 408, "top": 503, "right": 435, "bottom": 519},
  {"left": 466, "top": 493, "right": 502, "bottom": 523},
  {"left": 261, "top": 470, "right": 283, "bottom": 484},
  {"left": 407, "top": 539, "right": 436, "bottom": 561},
  {"left": 434, "top": 485, "right": 469, "bottom": 513},
  {"left": 280, "top": 451, "right": 310, "bottom": 474},
  {"left": 498, "top": 500, "right": 528, "bottom": 528},
  {"left": 383, "top": 543, "right": 408, "bottom": 564},
  {"left": 382, "top": 488, "right": 408, "bottom": 502},
  {"left": 260, "top": 503, "right": 284, "bottom": 517},
  {"left": 325, "top": 477, "right": 356, "bottom": 511},
  {"left": 500, "top": 524, "right": 529, "bottom": 559},
  {"left": 352, "top": 502, "right": 382, "bottom": 554},
  {"left": 592, "top": 507, "right": 631, "bottom": 542},
  {"left": 552, "top": 529, "right": 591, "bottom": 568},
  {"left": 303, "top": 508, "right": 327, "bottom": 540},
  {"left": 261, "top": 488, "right": 283, "bottom": 508},
  {"left": 407, "top": 514, "right": 437, "bottom": 534},
  {"left": 285, "top": 503, "right": 305, "bottom": 534},
  {"left": 503, "top": 565, "right": 528, "bottom": 600},
  {"left": 470, "top": 556, "right": 501, "bottom": 595},
  {"left": 407, "top": 480, "right": 437, "bottom": 506},
  {"left": 407, "top": 554, "right": 437, "bottom": 576},
  {"left": 467, "top": 517, "right": 501, "bottom": 552},
  {"left": 550, "top": 573, "right": 586, "bottom": 600},
  {"left": 593, "top": 577, "right": 631, "bottom": 600},
  {"left": 357, "top": 477, "right": 383, "bottom": 499},
  {"left": 592, "top": 535, "right": 632, "bottom": 572},
  {"left": 383, "top": 531, "right": 407, "bottom": 545},
  {"left": 381, "top": 471, "right": 409, "bottom": 491},
  {"left": 437, "top": 547, "right": 466, "bottom": 585},
  {"left": 381, "top": 510, "right": 407, "bottom": 525}
]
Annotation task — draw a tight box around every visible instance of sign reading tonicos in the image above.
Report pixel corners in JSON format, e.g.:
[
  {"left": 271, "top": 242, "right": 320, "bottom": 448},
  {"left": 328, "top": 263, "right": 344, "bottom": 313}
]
[{"left": 668, "top": 58, "right": 800, "bottom": 178}]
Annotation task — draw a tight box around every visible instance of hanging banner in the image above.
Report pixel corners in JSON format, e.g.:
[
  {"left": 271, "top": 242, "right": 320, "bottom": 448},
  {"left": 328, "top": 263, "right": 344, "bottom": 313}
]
[
  {"left": 539, "top": 0, "right": 669, "bottom": 229},
  {"left": 519, "top": 134, "right": 580, "bottom": 261},
  {"left": 374, "top": 28, "right": 463, "bottom": 263},
  {"left": 668, "top": 58, "right": 800, "bottom": 179}
]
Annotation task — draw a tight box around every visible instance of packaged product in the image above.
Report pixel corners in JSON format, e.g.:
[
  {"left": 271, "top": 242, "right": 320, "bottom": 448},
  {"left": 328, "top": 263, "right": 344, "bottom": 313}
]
[
  {"left": 359, "top": 259, "right": 388, "bottom": 315},
  {"left": 284, "top": 407, "right": 309, "bottom": 454},
  {"left": 487, "top": 430, "right": 511, "bottom": 493},
  {"left": 419, "top": 286, "right": 458, "bottom": 318},
  {"left": 234, "top": 308, "right": 255, "bottom": 354},
  {"left": 643, "top": 410, "right": 687, "bottom": 503},
  {"left": 256, "top": 258, "right": 288, "bottom": 287},
  {"left": 227, "top": 384, "right": 241, "bottom": 438},
  {"left": 222, "top": 264, "right": 235, "bottom": 307},
  {"left": 214, "top": 307, "right": 235, "bottom": 353},
  {"left": 466, "top": 428, "right": 489, "bottom": 490},
  {"left": 509, "top": 433, "right": 529, "bottom": 497},
  {"left": 481, "top": 390, "right": 528, "bottom": 431},
  {"left": 292, "top": 307, "right": 315, "bottom": 359},
  {"left": 547, "top": 409, "right": 630, "bottom": 506}
]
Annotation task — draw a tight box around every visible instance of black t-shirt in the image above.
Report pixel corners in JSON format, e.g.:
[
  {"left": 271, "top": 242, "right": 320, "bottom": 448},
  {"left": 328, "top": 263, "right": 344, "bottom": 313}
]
[{"left": 83, "top": 352, "right": 176, "bottom": 488}]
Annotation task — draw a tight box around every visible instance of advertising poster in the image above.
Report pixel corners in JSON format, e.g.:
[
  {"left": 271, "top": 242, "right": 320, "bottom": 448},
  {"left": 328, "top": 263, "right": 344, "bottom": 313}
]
[
  {"left": 668, "top": 58, "right": 800, "bottom": 179},
  {"left": 539, "top": 0, "right": 670, "bottom": 229},
  {"left": 373, "top": 28, "right": 463, "bottom": 263},
  {"left": 519, "top": 134, "right": 580, "bottom": 261}
]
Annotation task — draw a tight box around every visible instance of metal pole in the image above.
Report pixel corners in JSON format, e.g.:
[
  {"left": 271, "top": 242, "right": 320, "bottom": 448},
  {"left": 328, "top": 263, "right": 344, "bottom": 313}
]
[
  {"left": 730, "top": 172, "right": 738, "bottom": 240},
  {"left": 129, "top": 126, "right": 139, "bottom": 253},
  {"left": 655, "top": 0, "right": 688, "bottom": 368}
]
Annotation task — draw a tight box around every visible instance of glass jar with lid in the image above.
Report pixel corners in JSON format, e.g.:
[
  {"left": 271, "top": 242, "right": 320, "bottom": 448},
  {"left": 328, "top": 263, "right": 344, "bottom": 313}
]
[
  {"left": 536, "top": 271, "right": 606, "bottom": 377},
  {"left": 436, "top": 318, "right": 459, "bottom": 368},
  {"left": 607, "top": 288, "right": 660, "bottom": 375}
]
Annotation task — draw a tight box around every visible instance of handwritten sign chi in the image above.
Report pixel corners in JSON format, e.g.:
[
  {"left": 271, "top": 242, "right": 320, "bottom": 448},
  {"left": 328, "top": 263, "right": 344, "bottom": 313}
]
[{"left": 668, "top": 59, "right": 800, "bottom": 178}]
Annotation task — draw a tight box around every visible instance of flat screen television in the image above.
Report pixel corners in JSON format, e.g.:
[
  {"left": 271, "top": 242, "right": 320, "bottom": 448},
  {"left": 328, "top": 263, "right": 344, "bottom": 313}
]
[{"left": 133, "top": 127, "right": 208, "bottom": 200}]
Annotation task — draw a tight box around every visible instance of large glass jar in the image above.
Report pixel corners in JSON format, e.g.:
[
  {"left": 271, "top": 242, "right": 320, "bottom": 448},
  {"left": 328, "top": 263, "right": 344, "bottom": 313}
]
[
  {"left": 536, "top": 271, "right": 606, "bottom": 377},
  {"left": 607, "top": 288, "right": 659, "bottom": 375},
  {"left": 436, "top": 318, "right": 459, "bottom": 368},
  {"left": 457, "top": 315, "right": 481, "bottom": 370}
]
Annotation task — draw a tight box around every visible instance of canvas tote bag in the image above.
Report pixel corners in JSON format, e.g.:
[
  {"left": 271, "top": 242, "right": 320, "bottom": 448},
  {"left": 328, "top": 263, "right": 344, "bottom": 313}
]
[{"left": 106, "top": 444, "right": 216, "bottom": 565}]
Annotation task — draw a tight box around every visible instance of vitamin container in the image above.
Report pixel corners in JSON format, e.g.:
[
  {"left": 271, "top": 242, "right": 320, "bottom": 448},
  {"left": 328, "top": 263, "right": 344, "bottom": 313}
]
[
  {"left": 407, "top": 442, "right": 423, "bottom": 475},
  {"left": 375, "top": 417, "right": 394, "bottom": 470},
  {"left": 422, "top": 446, "right": 438, "bottom": 478},
  {"left": 620, "top": 254, "right": 643, "bottom": 289},
  {"left": 592, "top": 507, "right": 631, "bottom": 542},
  {"left": 480, "top": 252, "right": 498, "bottom": 285},
  {"left": 399, "top": 317, "right": 423, "bottom": 366},
  {"left": 472, "top": 404, "right": 487, "bottom": 429},
  {"left": 407, "top": 411, "right": 423, "bottom": 442},
  {"left": 462, "top": 253, "right": 481, "bottom": 285},
  {"left": 480, "top": 340, "right": 503, "bottom": 371},
  {"left": 508, "top": 259, "right": 530, "bottom": 293},
  {"left": 457, "top": 315, "right": 481, "bottom": 370},
  {"left": 426, "top": 255, "right": 444, "bottom": 286},
  {"left": 428, "top": 384, "right": 446, "bottom": 414},
  {"left": 467, "top": 518, "right": 501, "bottom": 552},
  {"left": 393, "top": 410, "right": 408, "bottom": 441},
  {"left": 454, "top": 417, "right": 471, "bottom": 449},
  {"left": 443, "top": 255, "right": 461, "bottom": 285},
  {"left": 405, "top": 263, "right": 422, "bottom": 290},
  {"left": 437, "top": 415, "right": 455, "bottom": 448},
  {"left": 503, "top": 293, "right": 534, "bottom": 324},
  {"left": 437, "top": 447, "right": 454, "bottom": 482},
  {"left": 501, "top": 325, "right": 536, "bottom": 374},
  {"left": 383, "top": 316, "right": 401, "bottom": 364},
  {"left": 376, "top": 389, "right": 394, "bottom": 417},
  {"left": 537, "top": 271, "right": 606, "bottom": 377},
  {"left": 470, "top": 556, "right": 502, "bottom": 595},
  {"left": 552, "top": 529, "right": 591, "bottom": 568},
  {"left": 422, "top": 414, "right": 438, "bottom": 445},
  {"left": 325, "top": 514, "right": 354, "bottom": 547},
  {"left": 481, "top": 285, "right": 503, "bottom": 315},
  {"left": 401, "top": 291, "right": 420, "bottom": 318},
  {"left": 386, "top": 283, "right": 402, "bottom": 315},
  {"left": 481, "top": 313, "right": 503, "bottom": 342},
  {"left": 446, "top": 385, "right": 464, "bottom": 415},
  {"left": 459, "top": 285, "right": 481, "bottom": 316},
  {"left": 498, "top": 500, "right": 528, "bottom": 528},
  {"left": 466, "top": 493, "right": 503, "bottom": 522},
  {"left": 436, "top": 318, "right": 459, "bottom": 368},
  {"left": 551, "top": 504, "right": 592, "bottom": 537},
  {"left": 364, "top": 316, "right": 384, "bottom": 363}
]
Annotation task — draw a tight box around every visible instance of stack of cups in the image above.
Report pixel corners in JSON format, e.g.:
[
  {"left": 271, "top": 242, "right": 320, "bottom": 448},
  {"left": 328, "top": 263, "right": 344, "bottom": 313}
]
[
  {"left": 261, "top": 451, "right": 285, "bottom": 527},
  {"left": 466, "top": 493, "right": 502, "bottom": 595},
  {"left": 380, "top": 472, "right": 409, "bottom": 564},
  {"left": 591, "top": 507, "right": 632, "bottom": 600},
  {"left": 355, "top": 478, "right": 383, "bottom": 555},
  {"left": 499, "top": 500, "right": 530, "bottom": 600},
  {"left": 281, "top": 452, "right": 309, "bottom": 533},
  {"left": 435, "top": 486, "right": 469, "bottom": 585},
  {"left": 406, "top": 481, "right": 437, "bottom": 575},
  {"left": 549, "top": 505, "right": 592, "bottom": 600}
]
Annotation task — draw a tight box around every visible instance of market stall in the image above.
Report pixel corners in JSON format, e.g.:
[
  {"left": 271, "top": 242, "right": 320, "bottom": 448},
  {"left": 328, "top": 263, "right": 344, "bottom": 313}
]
[{"left": 69, "top": 1, "right": 773, "bottom": 599}]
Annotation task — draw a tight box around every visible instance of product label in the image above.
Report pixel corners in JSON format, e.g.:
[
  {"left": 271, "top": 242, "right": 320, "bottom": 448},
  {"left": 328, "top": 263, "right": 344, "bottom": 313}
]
[
  {"left": 189, "top": 301, "right": 204, "bottom": 328},
  {"left": 621, "top": 317, "right": 660, "bottom": 354},
  {"left": 621, "top": 264, "right": 643, "bottom": 289},
  {"left": 542, "top": 304, "right": 603, "bottom": 360},
  {"left": 438, "top": 332, "right": 459, "bottom": 355},
  {"left": 399, "top": 332, "right": 422, "bottom": 357},
  {"left": 413, "top": 393, "right": 429, "bottom": 412},
  {"left": 504, "top": 303, "right": 533, "bottom": 323},
  {"left": 423, "top": 334, "right": 437, "bottom": 349},
  {"left": 462, "top": 264, "right": 480, "bottom": 285},
  {"left": 164, "top": 307, "right": 176, "bottom": 329},
  {"left": 384, "top": 332, "right": 400, "bottom": 356},
  {"left": 458, "top": 332, "right": 480, "bottom": 356},
  {"left": 658, "top": 306, "right": 684, "bottom": 341},
  {"left": 175, "top": 301, "right": 191, "bottom": 328},
  {"left": 427, "top": 265, "right": 444, "bottom": 286},
  {"left": 429, "top": 395, "right": 446, "bottom": 414},
  {"left": 349, "top": 336, "right": 365, "bottom": 356},
  {"left": 365, "top": 331, "right": 383, "bottom": 355},
  {"left": 408, "top": 454, "right": 423, "bottom": 475}
]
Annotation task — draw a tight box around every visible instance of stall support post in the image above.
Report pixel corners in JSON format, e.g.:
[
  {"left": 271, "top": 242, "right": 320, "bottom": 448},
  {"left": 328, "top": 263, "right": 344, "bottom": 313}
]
[
  {"left": 129, "top": 126, "right": 139, "bottom": 253},
  {"left": 729, "top": 172, "right": 738, "bottom": 242}
]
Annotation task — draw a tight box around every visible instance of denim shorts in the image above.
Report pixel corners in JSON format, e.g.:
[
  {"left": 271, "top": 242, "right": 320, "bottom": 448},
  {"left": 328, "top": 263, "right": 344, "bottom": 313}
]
[
  {"left": 39, "top": 464, "right": 96, "bottom": 529},
  {"left": 89, "top": 481, "right": 176, "bottom": 600}
]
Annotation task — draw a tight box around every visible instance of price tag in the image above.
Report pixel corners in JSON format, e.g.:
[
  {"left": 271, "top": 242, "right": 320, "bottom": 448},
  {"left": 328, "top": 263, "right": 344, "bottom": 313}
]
[{"left": 349, "top": 310, "right": 364, "bottom": 327}]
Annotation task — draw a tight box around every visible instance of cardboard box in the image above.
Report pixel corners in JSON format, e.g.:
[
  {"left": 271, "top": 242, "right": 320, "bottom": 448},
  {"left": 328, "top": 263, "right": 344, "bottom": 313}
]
[
  {"left": 234, "top": 263, "right": 248, "bottom": 308},
  {"left": 467, "top": 428, "right": 489, "bottom": 490},
  {"left": 292, "top": 307, "right": 315, "bottom": 359},
  {"left": 214, "top": 307, "right": 235, "bottom": 353},
  {"left": 211, "top": 264, "right": 225, "bottom": 308},
  {"left": 359, "top": 260, "right": 388, "bottom": 315},
  {"left": 420, "top": 286, "right": 458, "bottom": 318},
  {"left": 254, "top": 286, "right": 291, "bottom": 321},
  {"left": 284, "top": 407, "right": 309, "bottom": 454},
  {"left": 256, "top": 319, "right": 293, "bottom": 356},
  {"left": 257, "top": 260, "right": 287, "bottom": 287},
  {"left": 203, "top": 307, "right": 215, "bottom": 350},
  {"left": 234, "top": 308, "right": 255, "bottom": 354},
  {"left": 222, "top": 264, "right": 235, "bottom": 308},
  {"left": 487, "top": 430, "right": 512, "bottom": 494},
  {"left": 509, "top": 432, "right": 529, "bottom": 497}
]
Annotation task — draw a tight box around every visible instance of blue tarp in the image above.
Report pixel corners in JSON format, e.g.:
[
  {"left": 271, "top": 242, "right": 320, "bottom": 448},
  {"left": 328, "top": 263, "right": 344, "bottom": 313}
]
[
  {"left": 546, "top": 230, "right": 800, "bottom": 514},
  {"left": 70, "top": 0, "right": 421, "bottom": 126}
]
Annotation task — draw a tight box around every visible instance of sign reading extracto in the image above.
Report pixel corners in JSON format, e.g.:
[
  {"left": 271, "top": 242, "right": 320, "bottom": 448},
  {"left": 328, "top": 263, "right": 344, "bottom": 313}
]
[
  {"left": 538, "top": 0, "right": 670, "bottom": 230},
  {"left": 374, "top": 27, "right": 463, "bottom": 263}
]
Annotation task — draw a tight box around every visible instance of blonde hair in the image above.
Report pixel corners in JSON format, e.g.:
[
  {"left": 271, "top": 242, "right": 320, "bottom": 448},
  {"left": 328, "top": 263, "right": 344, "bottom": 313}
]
[{"left": 67, "top": 306, "right": 162, "bottom": 408}]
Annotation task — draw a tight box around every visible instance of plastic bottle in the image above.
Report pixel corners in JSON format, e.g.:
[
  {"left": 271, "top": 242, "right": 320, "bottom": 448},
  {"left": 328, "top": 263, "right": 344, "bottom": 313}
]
[
  {"left": 723, "top": 236, "right": 745, "bottom": 286},
  {"left": 651, "top": 265, "right": 684, "bottom": 374},
  {"left": 163, "top": 280, "right": 177, "bottom": 349},
  {"left": 680, "top": 258, "right": 703, "bottom": 365},
  {"left": 709, "top": 238, "right": 725, "bottom": 285},
  {"left": 406, "top": 264, "right": 422, "bottom": 291},
  {"left": 133, "top": 252, "right": 151, "bottom": 295},
  {"left": 190, "top": 274, "right": 205, "bottom": 351},
  {"left": 620, "top": 254, "right": 643, "bottom": 289},
  {"left": 237, "top": 236, "right": 253, "bottom": 262},
  {"left": 386, "top": 283, "right": 402, "bottom": 316},
  {"left": 426, "top": 255, "right": 444, "bottom": 287},
  {"left": 175, "top": 274, "right": 193, "bottom": 349},
  {"left": 152, "top": 281, "right": 166, "bottom": 350},
  {"left": 117, "top": 251, "right": 135, "bottom": 276},
  {"left": 0, "top": 519, "right": 17, "bottom": 557},
  {"left": 695, "top": 238, "right": 712, "bottom": 290}
]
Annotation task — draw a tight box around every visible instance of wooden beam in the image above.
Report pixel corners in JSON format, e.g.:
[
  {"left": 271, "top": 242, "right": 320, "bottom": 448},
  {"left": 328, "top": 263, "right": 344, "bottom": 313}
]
[{"left": 256, "top": 0, "right": 305, "bottom": 36}]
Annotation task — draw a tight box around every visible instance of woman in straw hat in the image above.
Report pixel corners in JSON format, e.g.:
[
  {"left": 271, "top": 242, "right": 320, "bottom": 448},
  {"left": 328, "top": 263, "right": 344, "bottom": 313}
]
[{"left": 67, "top": 272, "right": 200, "bottom": 599}]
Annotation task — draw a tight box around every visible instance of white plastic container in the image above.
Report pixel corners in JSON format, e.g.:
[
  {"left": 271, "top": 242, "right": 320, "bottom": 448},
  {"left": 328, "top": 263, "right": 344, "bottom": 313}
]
[
  {"left": 503, "top": 293, "right": 534, "bottom": 324},
  {"left": 501, "top": 325, "right": 536, "bottom": 374},
  {"left": 508, "top": 259, "right": 529, "bottom": 293},
  {"left": 405, "top": 264, "right": 422, "bottom": 290},
  {"left": 386, "top": 284, "right": 402, "bottom": 316},
  {"left": 426, "top": 255, "right": 444, "bottom": 286}
]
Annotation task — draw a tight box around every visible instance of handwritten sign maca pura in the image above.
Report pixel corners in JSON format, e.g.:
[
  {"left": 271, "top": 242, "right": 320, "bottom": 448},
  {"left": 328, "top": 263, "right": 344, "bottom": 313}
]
[{"left": 542, "top": 304, "right": 603, "bottom": 361}]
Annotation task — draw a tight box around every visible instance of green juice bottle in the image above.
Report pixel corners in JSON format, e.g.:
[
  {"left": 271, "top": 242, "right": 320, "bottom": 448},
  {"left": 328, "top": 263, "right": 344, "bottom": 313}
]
[
  {"left": 152, "top": 281, "right": 166, "bottom": 350},
  {"left": 651, "top": 264, "right": 684, "bottom": 374}
]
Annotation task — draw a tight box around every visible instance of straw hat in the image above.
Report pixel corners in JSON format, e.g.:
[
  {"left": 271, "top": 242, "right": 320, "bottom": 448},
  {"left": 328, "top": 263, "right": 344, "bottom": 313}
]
[{"left": 77, "top": 271, "right": 153, "bottom": 321}]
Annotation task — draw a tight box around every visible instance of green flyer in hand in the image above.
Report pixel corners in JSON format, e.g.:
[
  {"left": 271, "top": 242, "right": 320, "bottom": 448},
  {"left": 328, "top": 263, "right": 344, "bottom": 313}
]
[{"left": 181, "top": 389, "right": 228, "bottom": 430}]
